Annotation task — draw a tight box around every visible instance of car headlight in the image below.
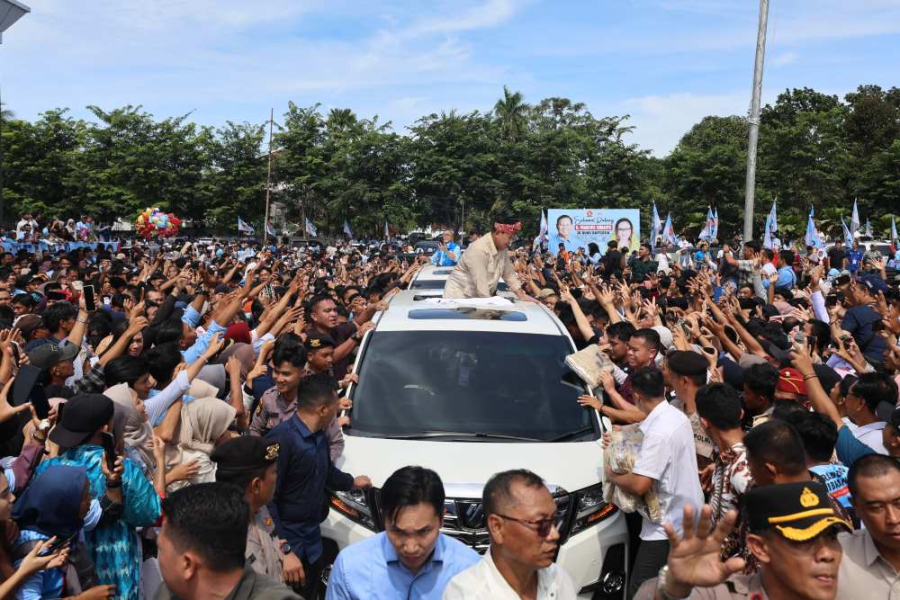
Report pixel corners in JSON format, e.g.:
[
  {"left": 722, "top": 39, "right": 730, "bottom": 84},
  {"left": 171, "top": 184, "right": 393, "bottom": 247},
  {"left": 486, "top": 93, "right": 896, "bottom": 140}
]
[
  {"left": 570, "top": 484, "right": 617, "bottom": 535},
  {"left": 330, "top": 489, "right": 378, "bottom": 532}
]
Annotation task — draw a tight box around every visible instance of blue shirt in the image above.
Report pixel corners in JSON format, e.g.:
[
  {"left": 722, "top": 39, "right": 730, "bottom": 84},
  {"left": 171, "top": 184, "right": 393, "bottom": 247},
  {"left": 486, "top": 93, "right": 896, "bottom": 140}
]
[
  {"left": 36, "top": 446, "right": 161, "bottom": 600},
  {"left": 431, "top": 242, "right": 461, "bottom": 267},
  {"left": 180, "top": 305, "right": 228, "bottom": 365},
  {"left": 266, "top": 416, "right": 354, "bottom": 563},
  {"left": 842, "top": 304, "right": 889, "bottom": 365},
  {"left": 326, "top": 532, "right": 479, "bottom": 600},
  {"left": 764, "top": 265, "right": 796, "bottom": 290},
  {"left": 848, "top": 249, "right": 864, "bottom": 271},
  {"left": 548, "top": 233, "right": 586, "bottom": 256},
  {"left": 835, "top": 425, "right": 876, "bottom": 467}
]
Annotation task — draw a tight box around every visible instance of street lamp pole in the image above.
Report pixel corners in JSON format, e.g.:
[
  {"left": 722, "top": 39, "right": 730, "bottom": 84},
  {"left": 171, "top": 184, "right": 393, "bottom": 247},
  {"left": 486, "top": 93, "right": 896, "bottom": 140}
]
[{"left": 743, "top": 0, "right": 769, "bottom": 242}]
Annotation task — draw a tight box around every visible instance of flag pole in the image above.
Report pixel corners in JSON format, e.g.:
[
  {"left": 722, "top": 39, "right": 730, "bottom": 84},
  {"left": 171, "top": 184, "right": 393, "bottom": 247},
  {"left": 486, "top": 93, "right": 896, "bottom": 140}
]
[
  {"left": 743, "top": 0, "right": 769, "bottom": 243},
  {"left": 263, "top": 107, "right": 274, "bottom": 244}
]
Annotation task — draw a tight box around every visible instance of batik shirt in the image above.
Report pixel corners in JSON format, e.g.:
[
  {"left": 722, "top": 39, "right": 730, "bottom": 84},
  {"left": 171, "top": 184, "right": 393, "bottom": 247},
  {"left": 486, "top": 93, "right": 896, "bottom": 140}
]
[
  {"left": 36, "top": 445, "right": 161, "bottom": 600},
  {"left": 710, "top": 442, "right": 754, "bottom": 568}
]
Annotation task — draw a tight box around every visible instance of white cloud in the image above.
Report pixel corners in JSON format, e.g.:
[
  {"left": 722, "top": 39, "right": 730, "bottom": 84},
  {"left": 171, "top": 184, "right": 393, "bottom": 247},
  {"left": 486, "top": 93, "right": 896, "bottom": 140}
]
[
  {"left": 404, "top": 0, "right": 524, "bottom": 37},
  {"left": 621, "top": 92, "right": 752, "bottom": 156},
  {"left": 771, "top": 52, "right": 799, "bottom": 67}
]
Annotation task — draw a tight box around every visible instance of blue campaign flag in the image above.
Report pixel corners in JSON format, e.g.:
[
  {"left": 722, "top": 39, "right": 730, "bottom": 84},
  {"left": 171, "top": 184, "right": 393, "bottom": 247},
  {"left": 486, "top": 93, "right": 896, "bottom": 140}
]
[{"left": 237, "top": 217, "right": 254, "bottom": 233}]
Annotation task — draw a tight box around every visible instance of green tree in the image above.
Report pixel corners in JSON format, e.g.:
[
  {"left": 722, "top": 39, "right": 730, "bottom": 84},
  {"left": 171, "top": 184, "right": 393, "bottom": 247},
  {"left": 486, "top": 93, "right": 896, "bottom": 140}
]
[{"left": 664, "top": 116, "right": 748, "bottom": 239}]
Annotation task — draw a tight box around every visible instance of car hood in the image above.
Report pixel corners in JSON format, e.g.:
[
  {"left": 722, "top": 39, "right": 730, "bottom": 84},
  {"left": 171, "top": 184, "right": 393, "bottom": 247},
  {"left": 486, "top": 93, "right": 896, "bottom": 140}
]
[{"left": 334, "top": 436, "right": 604, "bottom": 495}]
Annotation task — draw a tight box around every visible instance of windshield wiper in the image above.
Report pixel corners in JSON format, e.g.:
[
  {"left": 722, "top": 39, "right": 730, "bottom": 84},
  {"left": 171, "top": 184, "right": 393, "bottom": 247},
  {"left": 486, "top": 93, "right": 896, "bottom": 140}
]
[
  {"left": 381, "top": 431, "right": 542, "bottom": 442},
  {"left": 546, "top": 427, "right": 595, "bottom": 442}
]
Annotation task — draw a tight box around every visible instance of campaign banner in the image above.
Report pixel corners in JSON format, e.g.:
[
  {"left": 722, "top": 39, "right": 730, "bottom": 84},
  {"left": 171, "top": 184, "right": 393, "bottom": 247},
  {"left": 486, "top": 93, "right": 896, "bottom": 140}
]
[{"left": 546, "top": 209, "right": 640, "bottom": 257}]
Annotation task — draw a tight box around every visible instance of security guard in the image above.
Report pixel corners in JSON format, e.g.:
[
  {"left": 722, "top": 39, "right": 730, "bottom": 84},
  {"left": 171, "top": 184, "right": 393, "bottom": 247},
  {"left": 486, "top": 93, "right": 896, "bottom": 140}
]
[
  {"left": 212, "top": 437, "right": 284, "bottom": 583},
  {"left": 636, "top": 481, "right": 851, "bottom": 600}
]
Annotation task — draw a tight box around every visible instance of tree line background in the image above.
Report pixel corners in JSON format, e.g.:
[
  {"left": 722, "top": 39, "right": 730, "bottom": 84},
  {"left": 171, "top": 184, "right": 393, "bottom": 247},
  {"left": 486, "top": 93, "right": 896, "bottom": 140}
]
[{"left": 1, "top": 84, "right": 898, "bottom": 241}]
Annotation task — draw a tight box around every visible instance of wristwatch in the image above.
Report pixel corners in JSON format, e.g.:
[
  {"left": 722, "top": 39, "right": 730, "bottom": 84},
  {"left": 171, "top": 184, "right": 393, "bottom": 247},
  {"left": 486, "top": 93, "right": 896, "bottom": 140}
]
[
  {"left": 280, "top": 542, "right": 291, "bottom": 555},
  {"left": 657, "top": 565, "right": 693, "bottom": 600}
]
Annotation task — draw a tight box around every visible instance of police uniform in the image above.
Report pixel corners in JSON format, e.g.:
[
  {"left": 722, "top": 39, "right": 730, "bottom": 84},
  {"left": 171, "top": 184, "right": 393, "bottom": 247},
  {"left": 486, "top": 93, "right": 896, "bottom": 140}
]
[
  {"left": 635, "top": 481, "right": 851, "bottom": 600},
  {"left": 211, "top": 438, "right": 285, "bottom": 583},
  {"left": 155, "top": 566, "right": 299, "bottom": 600}
]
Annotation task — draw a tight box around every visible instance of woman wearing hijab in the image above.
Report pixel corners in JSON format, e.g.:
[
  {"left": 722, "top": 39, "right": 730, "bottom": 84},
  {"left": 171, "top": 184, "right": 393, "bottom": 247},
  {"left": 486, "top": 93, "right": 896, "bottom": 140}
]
[
  {"left": 166, "top": 397, "right": 236, "bottom": 492},
  {"left": 104, "top": 383, "right": 155, "bottom": 473},
  {"left": 105, "top": 382, "right": 202, "bottom": 494},
  {"left": 10, "top": 466, "right": 108, "bottom": 599}
]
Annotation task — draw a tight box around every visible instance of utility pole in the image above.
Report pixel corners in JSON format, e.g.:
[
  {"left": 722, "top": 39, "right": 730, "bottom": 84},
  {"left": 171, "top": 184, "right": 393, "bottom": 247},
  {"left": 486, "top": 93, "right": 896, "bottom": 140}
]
[
  {"left": 263, "top": 107, "right": 274, "bottom": 244},
  {"left": 743, "top": 0, "right": 769, "bottom": 243}
]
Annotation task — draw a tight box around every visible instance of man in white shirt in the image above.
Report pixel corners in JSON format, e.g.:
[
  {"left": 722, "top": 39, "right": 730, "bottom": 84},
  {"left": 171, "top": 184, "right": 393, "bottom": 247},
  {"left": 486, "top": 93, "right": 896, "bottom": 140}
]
[
  {"left": 844, "top": 373, "right": 894, "bottom": 455},
  {"left": 604, "top": 367, "right": 704, "bottom": 598},
  {"left": 16, "top": 212, "right": 38, "bottom": 235},
  {"left": 442, "top": 469, "right": 578, "bottom": 600}
]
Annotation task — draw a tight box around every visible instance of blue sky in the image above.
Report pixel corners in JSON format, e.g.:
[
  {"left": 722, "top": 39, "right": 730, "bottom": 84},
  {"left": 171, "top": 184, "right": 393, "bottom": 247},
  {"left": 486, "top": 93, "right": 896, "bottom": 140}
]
[{"left": 3, "top": 0, "right": 899, "bottom": 156}]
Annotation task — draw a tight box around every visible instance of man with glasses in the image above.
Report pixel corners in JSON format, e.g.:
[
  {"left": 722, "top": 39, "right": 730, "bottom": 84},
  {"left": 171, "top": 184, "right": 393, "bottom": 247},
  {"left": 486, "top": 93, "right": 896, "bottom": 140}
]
[
  {"left": 432, "top": 230, "right": 461, "bottom": 267},
  {"left": 443, "top": 469, "right": 577, "bottom": 599}
]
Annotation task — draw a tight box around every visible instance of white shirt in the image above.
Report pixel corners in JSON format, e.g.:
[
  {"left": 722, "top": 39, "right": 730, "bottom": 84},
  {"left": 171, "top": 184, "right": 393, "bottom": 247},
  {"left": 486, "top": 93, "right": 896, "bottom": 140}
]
[
  {"left": 442, "top": 547, "right": 578, "bottom": 600},
  {"left": 853, "top": 421, "right": 888, "bottom": 455},
  {"left": 16, "top": 218, "right": 37, "bottom": 233},
  {"left": 655, "top": 251, "right": 670, "bottom": 271},
  {"left": 632, "top": 401, "right": 704, "bottom": 541}
]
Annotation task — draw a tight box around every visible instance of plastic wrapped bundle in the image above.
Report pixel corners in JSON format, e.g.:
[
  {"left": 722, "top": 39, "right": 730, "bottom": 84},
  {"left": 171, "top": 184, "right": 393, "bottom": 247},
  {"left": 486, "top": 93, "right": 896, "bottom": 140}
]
[
  {"left": 565, "top": 345, "right": 615, "bottom": 390},
  {"left": 602, "top": 424, "right": 662, "bottom": 522}
]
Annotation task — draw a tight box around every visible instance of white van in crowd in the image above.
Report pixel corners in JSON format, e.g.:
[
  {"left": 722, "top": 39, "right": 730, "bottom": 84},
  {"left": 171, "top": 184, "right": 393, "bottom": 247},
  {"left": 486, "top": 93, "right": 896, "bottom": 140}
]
[{"left": 321, "top": 290, "right": 629, "bottom": 599}]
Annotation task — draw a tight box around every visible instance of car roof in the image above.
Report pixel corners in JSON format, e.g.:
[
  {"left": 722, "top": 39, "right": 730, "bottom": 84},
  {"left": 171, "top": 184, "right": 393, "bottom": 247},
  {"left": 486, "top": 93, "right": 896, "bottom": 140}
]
[
  {"left": 413, "top": 265, "right": 455, "bottom": 281},
  {"left": 375, "top": 290, "right": 566, "bottom": 335}
]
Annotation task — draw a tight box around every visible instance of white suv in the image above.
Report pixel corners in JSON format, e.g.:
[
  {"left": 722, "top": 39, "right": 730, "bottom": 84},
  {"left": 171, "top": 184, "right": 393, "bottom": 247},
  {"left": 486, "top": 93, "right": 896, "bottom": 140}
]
[{"left": 321, "top": 291, "right": 629, "bottom": 598}]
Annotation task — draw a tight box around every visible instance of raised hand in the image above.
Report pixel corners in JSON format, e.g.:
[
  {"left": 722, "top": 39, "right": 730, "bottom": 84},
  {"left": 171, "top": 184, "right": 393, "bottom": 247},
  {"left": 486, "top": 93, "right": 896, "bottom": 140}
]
[{"left": 662, "top": 505, "right": 745, "bottom": 596}]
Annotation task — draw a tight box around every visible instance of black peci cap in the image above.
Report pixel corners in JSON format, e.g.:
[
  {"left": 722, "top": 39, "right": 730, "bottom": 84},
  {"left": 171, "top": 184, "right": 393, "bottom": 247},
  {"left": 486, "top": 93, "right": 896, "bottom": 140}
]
[{"left": 211, "top": 436, "right": 279, "bottom": 478}]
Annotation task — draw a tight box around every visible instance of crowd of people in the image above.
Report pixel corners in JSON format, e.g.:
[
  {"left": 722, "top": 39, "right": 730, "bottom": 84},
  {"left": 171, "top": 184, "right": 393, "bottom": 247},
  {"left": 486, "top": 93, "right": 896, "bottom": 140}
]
[{"left": 0, "top": 209, "right": 898, "bottom": 600}]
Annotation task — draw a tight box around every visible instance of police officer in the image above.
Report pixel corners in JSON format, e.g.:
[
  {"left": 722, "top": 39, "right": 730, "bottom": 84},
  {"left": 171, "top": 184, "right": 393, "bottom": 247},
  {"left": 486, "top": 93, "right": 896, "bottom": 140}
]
[
  {"left": 636, "top": 481, "right": 851, "bottom": 600},
  {"left": 156, "top": 483, "right": 299, "bottom": 600},
  {"left": 212, "top": 437, "right": 284, "bottom": 583}
]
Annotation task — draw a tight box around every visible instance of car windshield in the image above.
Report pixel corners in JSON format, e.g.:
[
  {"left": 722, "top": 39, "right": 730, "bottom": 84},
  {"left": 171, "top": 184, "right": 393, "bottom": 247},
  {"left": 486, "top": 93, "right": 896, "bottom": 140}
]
[{"left": 349, "top": 331, "right": 593, "bottom": 441}]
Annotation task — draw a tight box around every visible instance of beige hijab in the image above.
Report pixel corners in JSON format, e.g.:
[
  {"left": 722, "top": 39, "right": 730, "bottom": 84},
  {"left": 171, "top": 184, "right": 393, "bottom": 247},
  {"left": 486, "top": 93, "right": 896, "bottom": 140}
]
[
  {"left": 104, "top": 383, "right": 156, "bottom": 471},
  {"left": 166, "top": 397, "right": 236, "bottom": 491},
  {"left": 178, "top": 397, "right": 236, "bottom": 454}
]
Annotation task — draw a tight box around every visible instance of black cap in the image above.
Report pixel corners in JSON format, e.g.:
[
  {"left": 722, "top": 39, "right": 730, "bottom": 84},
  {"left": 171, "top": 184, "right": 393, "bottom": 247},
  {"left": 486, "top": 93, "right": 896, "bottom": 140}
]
[
  {"left": 665, "top": 350, "right": 708, "bottom": 377},
  {"left": 49, "top": 394, "right": 114, "bottom": 448},
  {"left": 745, "top": 481, "right": 851, "bottom": 542},
  {"left": 304, "top": 331, "right": 335, "bottom": 352},
  {"left": 211, "top": 436, "right": 279, "bottom": 478},
  {"left": 28, "top": 342, "right": 80, "bottom": 371}
]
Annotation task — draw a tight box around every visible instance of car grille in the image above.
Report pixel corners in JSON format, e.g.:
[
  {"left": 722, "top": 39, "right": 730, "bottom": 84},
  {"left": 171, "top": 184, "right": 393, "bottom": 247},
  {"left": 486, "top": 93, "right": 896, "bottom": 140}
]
[{"left": 441, "top": 494, "right": 574, "bottom": 554}]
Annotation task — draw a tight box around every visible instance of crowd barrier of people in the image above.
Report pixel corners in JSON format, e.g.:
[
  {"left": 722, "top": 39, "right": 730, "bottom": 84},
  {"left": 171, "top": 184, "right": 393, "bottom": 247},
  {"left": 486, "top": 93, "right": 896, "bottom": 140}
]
[{"left": 0, "top": 211, "right": 898, "bottom": 600}]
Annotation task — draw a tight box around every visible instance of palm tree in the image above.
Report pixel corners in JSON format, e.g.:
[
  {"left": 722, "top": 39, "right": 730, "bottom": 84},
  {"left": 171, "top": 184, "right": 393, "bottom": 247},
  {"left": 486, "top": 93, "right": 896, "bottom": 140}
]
[
  {"left": 493, "top": 86, "right": 528, "bottom": 143},
  {"left": 0, "top": 102, "right": 13, "bottom": 121},
  {"left": 327, "top": 108, "right": 358, "bottom": 136}
]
